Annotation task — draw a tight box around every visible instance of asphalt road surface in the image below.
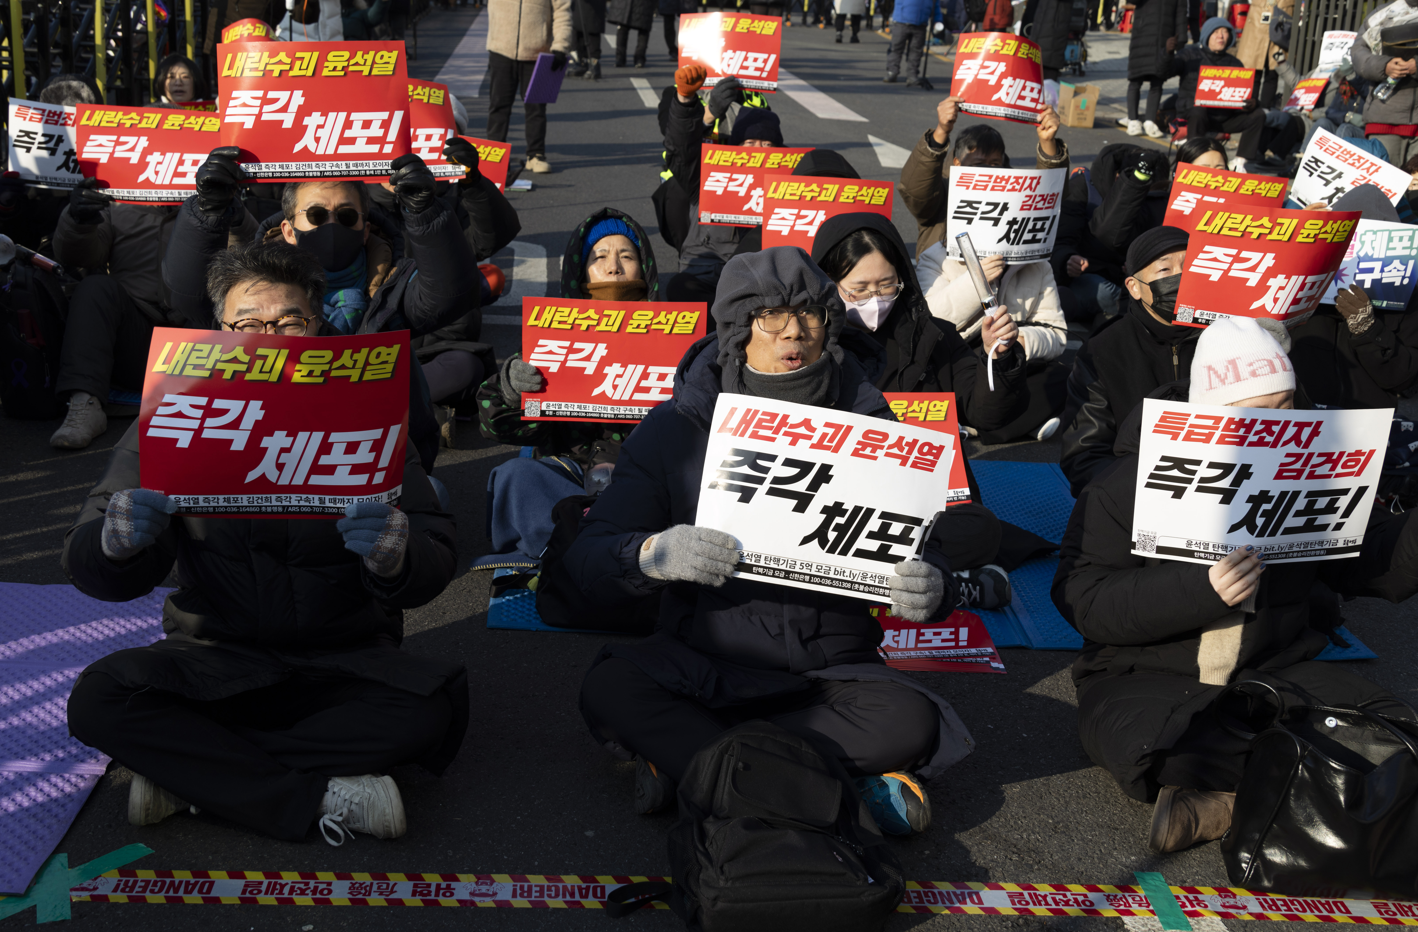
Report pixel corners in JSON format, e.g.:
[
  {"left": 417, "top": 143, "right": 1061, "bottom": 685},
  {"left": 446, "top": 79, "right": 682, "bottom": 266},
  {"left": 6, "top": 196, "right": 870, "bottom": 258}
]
[{"left": 4, "top": 10, "right": 1418, "bottom": 930}]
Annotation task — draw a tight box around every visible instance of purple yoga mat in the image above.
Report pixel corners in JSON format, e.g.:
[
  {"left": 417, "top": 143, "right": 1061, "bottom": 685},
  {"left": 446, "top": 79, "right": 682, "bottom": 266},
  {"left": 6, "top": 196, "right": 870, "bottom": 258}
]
[
  {"left": 523, "top": 52, "right": 565, "bottom": 105},
  {"left": 0, "top": 582, "right": 167, "bottom": 894}
]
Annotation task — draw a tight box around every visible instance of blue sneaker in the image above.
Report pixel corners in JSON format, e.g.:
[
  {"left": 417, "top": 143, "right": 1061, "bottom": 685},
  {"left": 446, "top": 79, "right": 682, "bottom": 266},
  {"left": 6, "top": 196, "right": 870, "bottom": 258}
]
[{"left": 855, "top": 772, "right": 932, "bottom": 836}]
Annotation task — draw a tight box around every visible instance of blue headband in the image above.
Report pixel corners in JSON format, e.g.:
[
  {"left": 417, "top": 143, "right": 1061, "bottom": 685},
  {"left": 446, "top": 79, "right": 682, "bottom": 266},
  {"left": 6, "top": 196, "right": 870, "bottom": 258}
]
[{"left": 581, "top": 218, "right": 640, "bottom": 263}]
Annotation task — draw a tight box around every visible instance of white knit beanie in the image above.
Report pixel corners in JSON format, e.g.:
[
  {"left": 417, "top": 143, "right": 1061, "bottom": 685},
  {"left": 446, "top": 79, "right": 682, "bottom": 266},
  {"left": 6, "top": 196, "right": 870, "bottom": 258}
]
[{"left": 1188, "top": 316, "right": 1296, "bottom": 406}]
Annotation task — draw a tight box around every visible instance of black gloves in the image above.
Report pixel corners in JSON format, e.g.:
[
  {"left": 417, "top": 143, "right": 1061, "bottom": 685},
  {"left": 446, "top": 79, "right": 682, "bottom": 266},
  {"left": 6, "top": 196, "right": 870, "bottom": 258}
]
[
  {"left": 708, "top": 77, "right": 745, "bottom": 120},
  {"left": 194, "top": 146, "right": 246, "bottom": 217},
  {"left": 1241, "top": 96, "right": 1259, "bottom": 112},
  {"left": 551, "top": 50, "right": 568, "bottom": 70},
  {"left": 442, "top": 137, "right": 481, "bottom": 179},
  {"left": 68, "top": 176, "right": 111, "bottom": 225},
  {"left": 390, "top": 153, "right": 437, "bottom": 215},
  {"left": 1130, "top": 148, "right": 1168, "bottom": 183}
]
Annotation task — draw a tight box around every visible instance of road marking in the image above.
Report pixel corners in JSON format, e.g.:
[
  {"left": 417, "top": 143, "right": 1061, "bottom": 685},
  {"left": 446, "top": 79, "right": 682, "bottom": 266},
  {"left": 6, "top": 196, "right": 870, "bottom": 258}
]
[
  {"left": 1123, "top": 917, "right": 1226, "bottom": 931},
  {"left": 435, "top": 13, "right": 489, "bottom": 99},
  {"left": 484, "top": 240, "right": 549, "bottom": 325},
  {"left": 867, "top": 134, "right": 910, "bottom": 168},
  {"left": 629, "top": 77, "right": 658, "bottom": 108},
  {"left": 776, "top": 68, "right": 868, "bottom": 122}
]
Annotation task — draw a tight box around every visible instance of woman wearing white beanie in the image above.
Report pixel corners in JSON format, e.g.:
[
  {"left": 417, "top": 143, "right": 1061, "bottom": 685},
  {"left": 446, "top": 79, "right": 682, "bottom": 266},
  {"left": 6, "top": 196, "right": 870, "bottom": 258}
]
[{"left": 1187, "top": 316, "right": 1296, "bottom": 409}]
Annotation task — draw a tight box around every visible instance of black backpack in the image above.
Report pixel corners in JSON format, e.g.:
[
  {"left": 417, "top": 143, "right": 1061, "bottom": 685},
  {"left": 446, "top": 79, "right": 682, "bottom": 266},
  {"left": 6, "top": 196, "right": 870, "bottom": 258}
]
[
  {"left": 535, "top": 493, "right": 660, "bottom": 634},
  {"left": 608, "top": 722, "right": 905, "bottom": 931},
  {"left": 0, "top": 263, "right": 68, "bottom": 420}
]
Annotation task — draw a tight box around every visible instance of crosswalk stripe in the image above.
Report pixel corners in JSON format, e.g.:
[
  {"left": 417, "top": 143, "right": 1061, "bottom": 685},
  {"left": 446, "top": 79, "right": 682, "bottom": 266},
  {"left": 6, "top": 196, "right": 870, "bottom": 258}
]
[
  {"left": 629, "top": 77, "right": 659, "bottom": 108},
  {"left": 868, "top": 134, "right": 911, "bottom": 168},
  {"left": 775, "top": 68, "right": 868, "bottom": 122}
]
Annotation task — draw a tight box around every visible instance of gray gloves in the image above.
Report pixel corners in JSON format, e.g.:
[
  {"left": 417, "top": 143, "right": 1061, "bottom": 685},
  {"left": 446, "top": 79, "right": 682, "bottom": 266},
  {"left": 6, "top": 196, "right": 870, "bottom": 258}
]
[
  {"left": 891, "top": 560, "right": 945, "bottom": 623},
  {"left": 639, "top": 525, "right": 740, "bottom": 586},
  {"left": 708, "top": 77, "right": 745, "bottom": 120},
  {"left": 498, "top": 354, "right": 545, "bottom": 408},
  {"left": 101, "top": 489, "right": 178, "bottom": 562},
  {"left": 337, "top": 502, "right": 410, "bottom": 578}
]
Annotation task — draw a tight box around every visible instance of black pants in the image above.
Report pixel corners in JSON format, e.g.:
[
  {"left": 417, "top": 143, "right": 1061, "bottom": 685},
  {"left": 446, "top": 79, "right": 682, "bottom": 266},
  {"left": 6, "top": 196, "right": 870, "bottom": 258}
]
[
  {"left": 1189, "top": 106, "right": 1265, "bottom": 160},
  {"left": 975, "top": 359, "right": 1070, "bottom": 445},
  {"left": 662, "top": 12, "right": 677, "bottom": 52},
  {"left": 886, "top": 22, "right": 926, "bottom": 78},
  {"left": 666, "top": 271, "right": 720, "bottom": 309},
  {"left": 835, "top": 12, "right": 861, "bottom": 34},
  {"left": 56, "top": 274, "right": 153, "bottom": 400},
  {"left": 581, "top": 658, "right": 939, "bottom": 782},
  {"left": 487, "top": 52, "right": 548, "bottom": 158},
  {"left": 576, "top": 28, "right": 603, "bottom": 60},
  {"left": 68, "top": 668, "right": 452, "bottom": 841},
  {"left": 1127, "top": 78, "right": 1163, "bottom": 123},
  {"left": 615, "top": 23, "right": 650, "bottom": 63}
]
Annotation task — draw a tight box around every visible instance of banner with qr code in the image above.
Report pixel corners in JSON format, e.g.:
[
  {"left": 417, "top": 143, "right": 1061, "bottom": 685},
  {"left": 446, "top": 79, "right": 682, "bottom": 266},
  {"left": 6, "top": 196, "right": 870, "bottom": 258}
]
[
  {"left": 949, "top": 33, "right": 1044, "bottom": 124},
  {"left": 1194, "top": 66, "right": 1255, "bottom": 108},
  {"left": 6, "top": 99, "right": 81, "bottom": 188},
  {"left": 1321, "top": 220, "right": 1418, "bottom": 310},
  {"left": 676, "top": 12, "right": 781, "bottom": 91},
  {"left": 74, "top": 104, "right": 222, "bottom": 203},
  {"left": 875, "top": 607, "right": 1005, "bottom": 673},
  {"left": 1291, "top": 128, "right": 1412, "bottom": 209},
  {"left": 759, "top": 175, "right": 892, "bottom": 250},
  {"left": 407, "top": 79, "right": 460, "bottom": 179},
  {"left": 519, "top": 298, "right": 707, "bottom": 422},
  {"left": 696, "top": 394, "right": 956, "bottom": 601},
  {"left": 1132, "top": 399, "right": 1389, "bottom": 564},
  {"left": 139, "top": 328, "right": 409, "bottom": 516},
  {"left": 698, "top": 145, "right": 811, "bottom": 226},
  {"left": 216, "top": 41, "right": 410, "bottom": 181},
  {"left": 1174, "top": 206, "right": 1358, "bottom": 329},
  {"left": 883, "top": 393, "right": 970, "bottom": 505},
  {"left": 1163, "top": 166, "right": 1287, "bottom": 234},
  {"left": 944, "top": 167, "right": 1063, "bottom": 261}
]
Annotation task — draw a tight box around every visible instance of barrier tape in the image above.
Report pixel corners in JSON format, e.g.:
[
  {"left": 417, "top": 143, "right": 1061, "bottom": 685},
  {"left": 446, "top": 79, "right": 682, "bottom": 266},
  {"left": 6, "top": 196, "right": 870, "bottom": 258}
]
[{"left": 58, "top": 871, "right": 1418, "bottom": 922}]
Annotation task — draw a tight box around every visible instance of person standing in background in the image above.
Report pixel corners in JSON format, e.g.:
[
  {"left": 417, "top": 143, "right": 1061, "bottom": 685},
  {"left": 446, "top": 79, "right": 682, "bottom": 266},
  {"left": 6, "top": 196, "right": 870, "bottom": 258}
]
[
  {"left": 568, "top": 0, "right": 607, "bottom": 78},
  {"left": 610, "top": 0, "right": 654, "bottom": 66},
  {"left": 485, "top": 0, "right": 573, "bottom": 174},
  {"left": 1125, "top": 0, "right": 1188, "bottom": 137}
]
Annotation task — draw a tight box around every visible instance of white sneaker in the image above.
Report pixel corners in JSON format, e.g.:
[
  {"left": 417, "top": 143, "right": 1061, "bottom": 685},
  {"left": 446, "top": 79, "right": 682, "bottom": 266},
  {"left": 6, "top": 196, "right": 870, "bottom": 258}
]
[
  {"left": 49, "top": 391, "right": 107, "bottom": 449},
  {"left": 127, "top": 773, "right": 193, "bottom": 826},
  {"left": 1232, "top": 157, "right": 1247, "bottom": 174},
  {"left": 1143, "top": 120, "right": 1165, "bottom": 138},
  {"left": 318, "top": 774, "right": 406, "bottom": 845},
  {"left": 1036, "top": 416, "right": 1061, "bottom": 441},
  {"left": 525, "top": 155, "right": 552, "bottom": 174},
  {"left": 1126, "top": 119, "right": 1143, "bottom": 136}
]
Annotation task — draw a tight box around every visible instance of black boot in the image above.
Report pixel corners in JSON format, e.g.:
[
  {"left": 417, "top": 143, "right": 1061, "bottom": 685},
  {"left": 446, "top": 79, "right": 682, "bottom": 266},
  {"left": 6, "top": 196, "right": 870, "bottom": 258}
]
[
  {"left": 835, "top": 29, "right": 843, "bottom": 41},
  {"left": 566, "top": 53, "right": 588, "bottom": 76},
  {"left": 588, "top": 57, "right": 602, "bottom": 80},
  {"left": 615, "top": 50, "right": 626, "bottom": 66}
]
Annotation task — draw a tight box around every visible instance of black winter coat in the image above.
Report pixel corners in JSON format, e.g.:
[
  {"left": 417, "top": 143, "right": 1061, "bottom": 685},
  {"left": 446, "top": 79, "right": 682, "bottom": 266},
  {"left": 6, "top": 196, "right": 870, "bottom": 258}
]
[
  {"left": 608, "top": 0, "right": 653, "bottom": 30},
  {"left": 1052, "top": 386, "right": 1418, "bottom": 799},
  {"left": 1050, "top": 145, "right": 1169, "bottom": 288},
  {"left": 1028, "top": 0, "right": 1073, "bottom": 71},
  {"left": 1164, "top": 31, "right": 1244, "bottom": 112},
  {"left": 566, "top": 334, "right": 975, "bottom": 779},
  {"left": 1290, "top": 304, "right": 1418, "bottom": 409},
  {"left": 664, "top": 95, "right": 746, "bottom": 274},
  {"left": 1127, "top": 0, "right": 1188, "bottom": 80},
  {"left": 573, "top": 0, "right": 606, "bottom": 34}
]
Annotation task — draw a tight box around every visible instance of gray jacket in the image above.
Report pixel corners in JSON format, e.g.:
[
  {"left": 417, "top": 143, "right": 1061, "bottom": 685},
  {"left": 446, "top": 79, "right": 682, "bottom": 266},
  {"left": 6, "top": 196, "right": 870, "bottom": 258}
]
[{"left": 1352, "top": 32, "right": 1418, "bottom": 128}]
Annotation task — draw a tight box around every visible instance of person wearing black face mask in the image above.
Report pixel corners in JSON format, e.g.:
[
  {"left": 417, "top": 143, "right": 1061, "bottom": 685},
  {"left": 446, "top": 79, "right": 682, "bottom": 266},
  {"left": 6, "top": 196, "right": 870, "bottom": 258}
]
[{"left": 1059, "top": 226, "right": 1201, "bottom": 496}]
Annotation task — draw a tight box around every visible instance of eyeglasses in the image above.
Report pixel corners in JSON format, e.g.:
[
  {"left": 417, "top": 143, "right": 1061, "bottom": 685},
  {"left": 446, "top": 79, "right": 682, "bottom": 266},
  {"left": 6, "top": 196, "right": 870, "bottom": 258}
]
[
  {"left": 841, "top": 282, "right": 906, "bottom": 301},
  {"left": 754, "top": 306, "right": 827, "bottom": 333},
  {"left": 299, "top": 205, "right": 362, "bottom": 228},
  {"left": 224, "top": 315, "right": 317, "bottom": 335}
]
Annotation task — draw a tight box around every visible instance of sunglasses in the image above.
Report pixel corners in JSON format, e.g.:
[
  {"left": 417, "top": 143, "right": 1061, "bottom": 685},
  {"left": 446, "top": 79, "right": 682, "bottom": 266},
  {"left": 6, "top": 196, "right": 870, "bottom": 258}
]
[{"left": 299, "top": 205, "right": 362, "bottom": 228}]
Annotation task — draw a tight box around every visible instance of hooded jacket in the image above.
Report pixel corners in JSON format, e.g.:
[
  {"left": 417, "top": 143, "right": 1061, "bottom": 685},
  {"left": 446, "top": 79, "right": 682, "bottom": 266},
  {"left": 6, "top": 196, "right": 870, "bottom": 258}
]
[
  {"left": 1165, "top": 18, "right": 1244, "bottom": 112},
  {"left": 477, "top": 207, "right": 662, "bottom": 468},
  {"left": 1051, "top": 144, "right": 1170, "bottom": 288},
  {"left": 1052, "top": 381, "right": 1418, "bottom": 799}
]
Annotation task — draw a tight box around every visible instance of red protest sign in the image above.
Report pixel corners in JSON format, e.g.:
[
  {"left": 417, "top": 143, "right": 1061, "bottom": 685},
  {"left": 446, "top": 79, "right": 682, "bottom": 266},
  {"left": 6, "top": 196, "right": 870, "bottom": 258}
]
[
  {"left": 950, "top": 32, "right": 1044, "bottom": 123},
  {"left": 460, "top": 135, "right": 512, "bottom": 192},
  {"left": 761, "top": 175, "right": 892, "bottom": 250},
  {"left": 1286, "top": 76, "right": 1329, "bottom": 111},
  {"left": 216, "top": 41, "right": 410, "bottom": 182},
  {"left": 1175, "top": 208, "right": 1359, "bottom": 329},
  {"left": 408, "top": 79, "right": 459, "bottom": 179},
  {"left": 76, "top": 104, "right": 221, "bottom": 203},
  {"left": 883, "top": 393, "right": 970, "bottom": 505},
  {"left": 677, "top": 12, "right": 781, "bottom": 91},
  {"left": 874, "top": 608, "right": 1005, "bottom": 673},
  {"left": 698, "top": 145, "right": 811, "bottom": 226},
  {"left": 139, "top": 328, "right": 410, "bottom": 516},
  {"left": 1194, "top": 66, "right": 1255, "bottom": 108},
  {"left": 519, "top": 298, "right": 707, "bottom": 421},
  {"left": 1163, "top": 165, "right": 1288, "bottom": 233}
]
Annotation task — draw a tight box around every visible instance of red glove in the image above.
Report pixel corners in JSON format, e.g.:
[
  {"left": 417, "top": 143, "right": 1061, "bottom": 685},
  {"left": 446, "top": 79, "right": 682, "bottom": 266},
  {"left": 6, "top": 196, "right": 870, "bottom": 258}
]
[{"left": 675, "top": 64, "right": 707, "bottom": 98}]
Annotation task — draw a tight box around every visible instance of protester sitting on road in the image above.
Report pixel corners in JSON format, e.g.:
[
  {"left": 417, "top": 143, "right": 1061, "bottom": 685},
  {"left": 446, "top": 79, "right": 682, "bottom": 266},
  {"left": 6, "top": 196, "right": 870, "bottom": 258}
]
[
  {"left": 64, "top": 241, "right": 466, "bottom": 848},
  {"left": 153, "top": 54, "right": 208, "bottom": 105},
  {"left": 1352, "top": 6, "right": 1418, "bottom": 166},
  {"left": 813, "top": 212, "right": 1057, "bottom": 607},
  {"left": 163, "top": 148, "right": 480, "bottom": 472},
  {"left": 1164, "top": 18, "right": 1268, "bottom": 171},
  {"left": 573, "top": 246, "right": 974, "bottom": 834},
  {"left": 476, "top": 207, "right": 661, "bottom": 565},
  {"left": 1173, "top": 135, "right": 1229, "bottom": 170},
  {"left": 1052, "top": 143, "right": 1172, "bottom": 326},
  {"left": 1059, "top": 226, "right": 1200, "bottom": 496},
  {"left": 898, "top": 97, "right": 1069, "bottom": 258},
  {"left": 1052, "top": 316, "right": 1418, "bottom": 853}
]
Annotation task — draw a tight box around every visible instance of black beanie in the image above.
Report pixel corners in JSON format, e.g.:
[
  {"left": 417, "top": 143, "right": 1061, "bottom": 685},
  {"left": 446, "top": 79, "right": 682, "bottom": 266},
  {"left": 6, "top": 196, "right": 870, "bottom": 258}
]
[
  {"left": 1126, "top": 226, "right": 1190, "bottom": 276},
  {"left": 729, "top": 108, "right": 784, "bottom": 147},
  {"left": 791, "top": 148, "right": 860, "bottom": 180}
]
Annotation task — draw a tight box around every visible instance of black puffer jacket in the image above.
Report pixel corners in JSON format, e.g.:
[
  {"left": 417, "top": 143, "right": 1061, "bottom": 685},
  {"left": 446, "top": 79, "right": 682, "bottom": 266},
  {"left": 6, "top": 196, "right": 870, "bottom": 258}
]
[
  {"left": 607, "top": 0, "right": 652, "bottom": 30},
  {"left": 1028, "top": 0, "right": 1074, "bottom": 71},
  {"left": 664, "top": 94, "right": 748, "bottom": 277},
  {"left": 1291, "top": 303, "right": 1418, "bottom": 408},
  {"left": 1127, "top": 0, "right": 1188, "bottom": 80},
  {"left": 1050, "top": 145, "right": 1169, "bottom": 288},
  {"left": 573, "top": 0, "right": 606, "bottom": 34}
]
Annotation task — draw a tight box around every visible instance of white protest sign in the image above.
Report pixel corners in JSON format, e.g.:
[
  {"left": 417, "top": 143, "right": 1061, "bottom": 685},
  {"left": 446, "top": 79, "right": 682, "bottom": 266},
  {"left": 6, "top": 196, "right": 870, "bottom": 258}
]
[
  {"left": 945, "top": 166, "right": 1064, "bottom": 260},
  {"left": 1317, "top": 30, "right": 1357, "bottom": 73},
  {"left": 1132, "top": 398, "right": 1389, "bottom": 564},
  {"left": 1321, "top": 219, "right": 1418, "bottom": 309},
  {"left": 695, "top": 393, "right": 956, "bottom": 601},
  {"left": 1292, "top": 127, "right": 1412, "bottom": 208},
  {"left": 6, "top": 98, "right": 81, "bottom": 188}
]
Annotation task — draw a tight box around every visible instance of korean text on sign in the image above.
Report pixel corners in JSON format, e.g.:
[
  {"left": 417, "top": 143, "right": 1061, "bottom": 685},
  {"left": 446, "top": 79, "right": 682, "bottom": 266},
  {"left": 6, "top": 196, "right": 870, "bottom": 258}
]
[
  {"left": 139, "top": 328, "right": 410, "bottom": 516},
  {"left": 1317, "top": 30, "right": 1357, "bottom": 73},
  {"left": 1173, "top": 206, "right": 1358, "bottom": 328},
  {"left": 875, "top": 607, "right": 1005, "bottom": 673},
  {"left": 696, "top": 394, "right": 956, "bottom": 602},
  {"left": 407, "top": 79, "right": 460, "bottom": 179},
  {"left": 1291, "top": 128, "right": 1413, "bottom": 208},
  {"left": 1194, "top": 66, "right": 1255, "bottom": 108},
  {"left": 950, "top": 32, "right": 1044, "bottom": 124},
  {"left": 760, "top": 174, "right": 892, "bottom": 250},
  {"left": 883, "top": 393, "right": 971, "bottom": 505},
  {"left": 1286, "top": 76, "right": 1330, "bottom": 111},
  {"left": 698, "top": 145, "right": 811, "bottom": 226},
  {"left": 945, "top": 166, "right": 1064, "bottom": 260},
  {"left": 677, "top": 12, "right": 781, "bottom": 92},
  {"left": 216, "top": 40, "right": 411, "bottom": 182},
  {"left": 1132, "top": 398, "right": 1388, "bottom": 563},
  {"left": 520, "top": 298, "right": 707, "bottom": 422},
  {"left": 1321, "top": 219, "right": 1418, "bottom": 310},
  {"left": 7, "top": 99, "right": 80, "bottom": 189},
  {"left": 1163, "top": 165, "right": 1287, "bottom": 233},
  {"left": 75, "top": 104, "right": 221, "bottom": 203}
]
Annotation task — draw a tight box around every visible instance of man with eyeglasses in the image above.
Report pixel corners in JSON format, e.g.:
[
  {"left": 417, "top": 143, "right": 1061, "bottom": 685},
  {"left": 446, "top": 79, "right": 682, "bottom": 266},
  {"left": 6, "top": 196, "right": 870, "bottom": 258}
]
[{"left": 64, "top": 240, "right": 467, "bottom": 848}]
